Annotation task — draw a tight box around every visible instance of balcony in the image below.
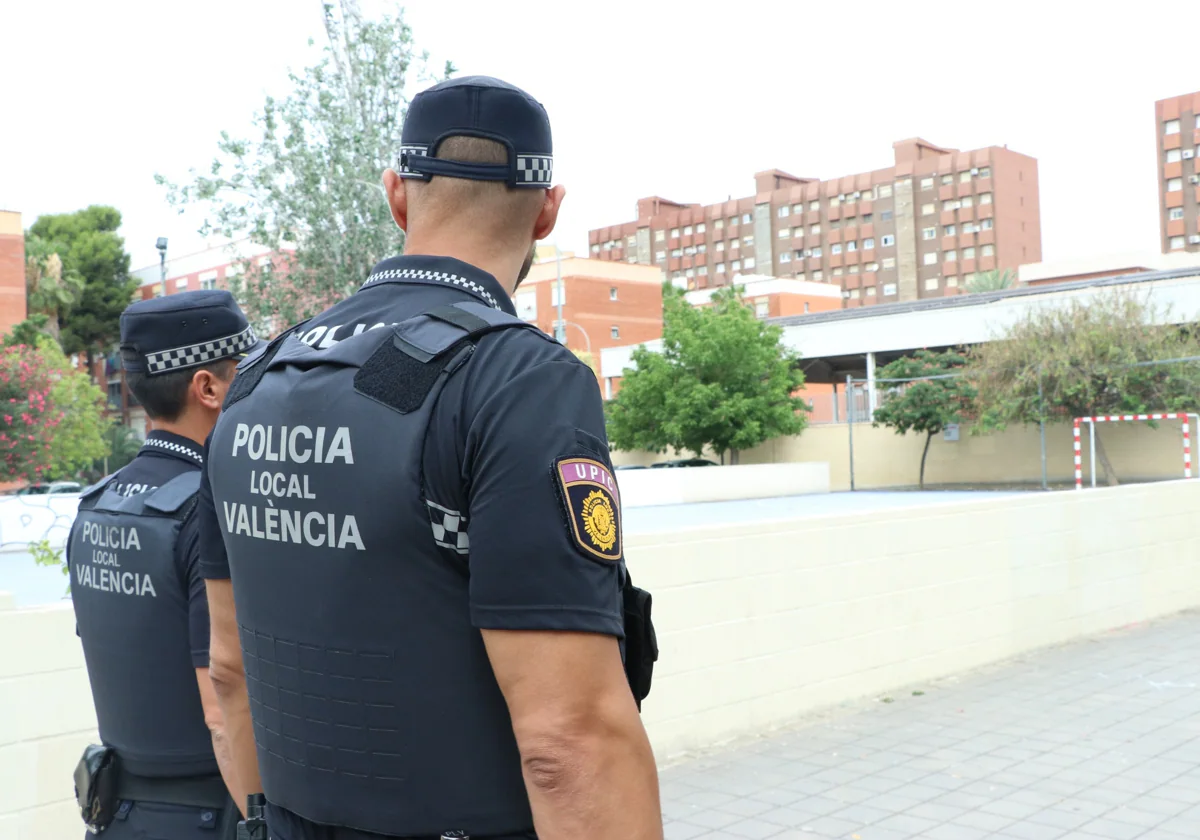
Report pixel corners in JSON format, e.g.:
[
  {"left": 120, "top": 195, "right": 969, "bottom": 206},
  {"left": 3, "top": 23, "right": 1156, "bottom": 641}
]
[
  {"left": 1166, "top": 190, "right": 1185, "bottom": 209},
  {"left": 860, "top": 223, "right": 874, "bottom": 239},
  {"left": 828, "top": 229, "right": 843, "bottom": 244},
  {"left": 940, "top": 210, "right": 957, "bottom": 226}
]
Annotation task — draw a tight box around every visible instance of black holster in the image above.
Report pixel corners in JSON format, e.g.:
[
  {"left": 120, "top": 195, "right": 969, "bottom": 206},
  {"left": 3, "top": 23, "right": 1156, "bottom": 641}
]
[
  {"left": 622, "top": 571, "right": 659, "bottom": 710},
  {"left": 74, "top": 744, "right": 119, "bottom": 834}
]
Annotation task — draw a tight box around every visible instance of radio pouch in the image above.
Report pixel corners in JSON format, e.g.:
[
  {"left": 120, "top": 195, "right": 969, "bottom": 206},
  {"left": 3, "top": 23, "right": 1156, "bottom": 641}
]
[{"left": 74, "top": 744, "right": 119, "bottom": 834}]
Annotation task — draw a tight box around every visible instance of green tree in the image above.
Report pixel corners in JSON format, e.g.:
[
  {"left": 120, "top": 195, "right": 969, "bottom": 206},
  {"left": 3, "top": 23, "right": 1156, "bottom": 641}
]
[
  {"left": 24, "top": 236, "right": 85, "bottom": 342},
  {"left": 871, "top": 350, "right": 976, "bottom": 489},
  {"left": 606, "top": 285, "right": 808, "bottom": 465},
  {"left": 4, "top": 314, "right": 54, "bottom": 348},
  {"left": 0, "top": 338, "right": 109, "bottom": 483},
  {"left": 970, "top": 292, "right": 1200, "bottom": 485},
  {"left": 965, "top": 268, "right": 1016, "bottom": 294},
  {"left": 159, "top": 0, "right": 455, "bottom": 328},
  {"left": 28, "top": 206, "right": 137, "bottom": 378}
]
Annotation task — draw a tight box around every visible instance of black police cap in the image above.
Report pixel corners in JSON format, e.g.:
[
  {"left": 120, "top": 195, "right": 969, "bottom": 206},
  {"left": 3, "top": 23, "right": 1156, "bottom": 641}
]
[
  {"left": 398, "top": 75, "right": 553, "bottom": 189},
  {"left": 120, "top": 290, "right": 265, "bottom": 376}
]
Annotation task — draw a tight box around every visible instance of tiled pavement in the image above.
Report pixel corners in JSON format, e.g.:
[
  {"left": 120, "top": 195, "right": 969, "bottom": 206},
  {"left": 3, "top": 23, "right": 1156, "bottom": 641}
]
[{"left": 659, "top": 611, "right": 1200, "bottom": 840}]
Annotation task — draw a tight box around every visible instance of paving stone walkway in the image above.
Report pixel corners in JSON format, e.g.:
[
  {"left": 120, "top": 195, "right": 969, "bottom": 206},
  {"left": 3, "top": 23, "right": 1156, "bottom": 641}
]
[{"left": 659, "top": 611, "right": 1200, "bottom": 840}]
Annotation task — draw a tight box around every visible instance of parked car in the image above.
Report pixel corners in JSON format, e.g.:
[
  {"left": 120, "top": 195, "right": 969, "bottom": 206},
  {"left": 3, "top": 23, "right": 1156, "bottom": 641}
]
[
  {"left": 650, "top": 458, "right": 719, "bottom": 469},
  {"left": 614, "top": 464, "right": 649, "bottom": 471},
  {"left": 15, "top": 481, "right": 83, "bottom": 496}
]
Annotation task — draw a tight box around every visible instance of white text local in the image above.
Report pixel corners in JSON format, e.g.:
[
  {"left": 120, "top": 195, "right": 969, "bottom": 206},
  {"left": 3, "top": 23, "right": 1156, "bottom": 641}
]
[
  {"left": 222, "top": 502, "right": 366, "bottom": 551},
  {"left": 231, "top": 424, "right": 355, "bottom": 465},
  {"left": 80, "top": 521, "right": 142, "bottom": 551},
  {"left": 250, "top": 471, "right": 318, "bottom": 499}
]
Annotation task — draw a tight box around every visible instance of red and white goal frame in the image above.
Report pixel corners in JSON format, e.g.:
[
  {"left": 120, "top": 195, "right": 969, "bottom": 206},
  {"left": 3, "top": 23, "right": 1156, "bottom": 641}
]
[{"left": 1073, "top": 413, "right": 1200, "bottom": 490}]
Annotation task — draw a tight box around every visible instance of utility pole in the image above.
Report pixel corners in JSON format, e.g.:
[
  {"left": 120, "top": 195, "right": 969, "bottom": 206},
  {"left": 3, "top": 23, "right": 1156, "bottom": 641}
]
[{"left": 554, "top": 243, "right": 566, "bottom": 344}]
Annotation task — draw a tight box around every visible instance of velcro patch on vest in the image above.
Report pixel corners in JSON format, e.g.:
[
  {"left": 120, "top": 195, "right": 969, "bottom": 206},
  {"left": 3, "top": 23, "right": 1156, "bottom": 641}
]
[{"left": 555, "top": 457, "right": 622, "bottom": 562}]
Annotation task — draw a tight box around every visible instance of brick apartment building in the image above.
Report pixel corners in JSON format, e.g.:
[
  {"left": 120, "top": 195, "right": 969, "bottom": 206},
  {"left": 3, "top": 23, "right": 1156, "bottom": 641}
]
[
  {"left": 589, "top": 137, "right": 1042, "bottom": 307},
  {"left": 1156, "top": 90, "right": 1200, "bottom": 254},
  {"left": 0, "top": 211, "right": 29, "bottom": 335}
]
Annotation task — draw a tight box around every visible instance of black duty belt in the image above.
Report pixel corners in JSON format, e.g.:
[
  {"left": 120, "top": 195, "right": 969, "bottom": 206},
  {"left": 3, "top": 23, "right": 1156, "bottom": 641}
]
[{"left": 117, "top": 772, "right": 230, "bottom": 809}]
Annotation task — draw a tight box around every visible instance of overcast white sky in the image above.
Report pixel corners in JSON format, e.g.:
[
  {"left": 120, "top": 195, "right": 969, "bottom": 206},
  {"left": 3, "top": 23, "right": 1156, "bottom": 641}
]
[{"left": 0, "top": 0, "right": 1188, "bottom": 273}]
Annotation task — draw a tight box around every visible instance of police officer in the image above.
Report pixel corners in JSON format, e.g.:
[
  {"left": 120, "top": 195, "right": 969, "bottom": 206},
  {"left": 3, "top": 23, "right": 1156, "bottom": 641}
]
[
  {"left": 67, "top": 291, "right": 261, "bottom": 838},
  {"left": 199, "top": 76, "right": 663, "bottom": 839}
]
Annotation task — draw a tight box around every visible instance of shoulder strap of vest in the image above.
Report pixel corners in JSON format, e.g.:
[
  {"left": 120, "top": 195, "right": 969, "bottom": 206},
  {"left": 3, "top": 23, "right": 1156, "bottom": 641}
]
[
  {"left": 79, "top": 473, "right": 117, "bottom": 502},
  {"left": 392, "top": 301, "right": 545, "bottom": 363},
  {"left": 143, "top": 470, "right": 202, "bottom": 515},
  {"left": 224, "top": 319, "right": 310, "bottom": 409}
]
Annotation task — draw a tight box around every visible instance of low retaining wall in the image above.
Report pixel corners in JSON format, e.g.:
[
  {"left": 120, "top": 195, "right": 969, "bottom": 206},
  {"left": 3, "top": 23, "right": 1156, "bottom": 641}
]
[
  {"left": 617, "top": 462, "right": 831, "bottom": 507},
  {"left": 5, "top": 479, "right": 1200, "bottom": 833}
]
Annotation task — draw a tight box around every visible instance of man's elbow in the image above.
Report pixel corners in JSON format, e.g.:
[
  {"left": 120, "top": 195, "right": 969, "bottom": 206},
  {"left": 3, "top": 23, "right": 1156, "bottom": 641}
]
[
  {"left": 208, "top": 653, "right": 246, "bottom": 701},
  {"left": 515, "top": 694, "right": 646, "bottom": 795}
]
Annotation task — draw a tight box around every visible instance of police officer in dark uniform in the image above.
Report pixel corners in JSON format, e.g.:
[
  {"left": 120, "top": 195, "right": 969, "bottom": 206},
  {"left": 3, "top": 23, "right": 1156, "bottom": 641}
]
[
  {"left": 199, "top": 76, "right": 662, "bottom": 840},
  {"left": 67, "top": 291, "right": 262, "bottom": 838}
]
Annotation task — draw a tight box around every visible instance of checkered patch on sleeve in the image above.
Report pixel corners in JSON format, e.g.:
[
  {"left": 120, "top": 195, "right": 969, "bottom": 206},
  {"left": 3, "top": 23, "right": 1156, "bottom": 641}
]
[
  {"left": 427, "top": 499, "right": 469, "bottom": 554},
  {"left": 555, "top": 457, "right": 621, "bottom": 562}
]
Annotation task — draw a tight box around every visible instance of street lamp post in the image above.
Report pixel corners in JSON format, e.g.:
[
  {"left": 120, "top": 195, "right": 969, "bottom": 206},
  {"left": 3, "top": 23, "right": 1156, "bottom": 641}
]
[
  {"left": 554, "top": 243, "right": 566, "bottom": 343},
  {"left": 156, "top": 237, "right": 168, "bottom": 297}
]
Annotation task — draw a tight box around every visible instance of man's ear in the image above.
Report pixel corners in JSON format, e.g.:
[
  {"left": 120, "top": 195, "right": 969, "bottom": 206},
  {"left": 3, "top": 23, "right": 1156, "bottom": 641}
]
[
  {"left": 533, "top": 185, "right": 566, "bottom": 242},
  {"left": 383, "top": 169, "right": 409, "bottom": 232},
  {"left": 191, "top": 368, "right": 226, "bottom": 412}
]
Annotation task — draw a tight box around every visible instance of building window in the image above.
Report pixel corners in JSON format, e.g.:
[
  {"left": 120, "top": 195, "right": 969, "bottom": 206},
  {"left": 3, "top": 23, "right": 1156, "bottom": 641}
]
[
  {"left": 780, "top": 252, "right": 792, "bottom": 263},
  {"left": 830, "top": 219, "right": 842, "bottom": 230},
  {"left": 743, "top": 257, "right": 756, "bottom": 269},
  {"left": 697, "top": 223, "right": 706, "bottom": 234},
  {"left": 849, "top": 265, "right": 860, "bottom": 274},
  {"left": 982, "top": 219, "right": 994, "bottom": 230},
  {"left": 698, "top": 244, "right": 707, "bottom": 254},
  {"left": 829, "top": 196, "right": 841, "bottom": 208},
  {"left": 844, "top": 216, "right": 857, "bottom": 227},
  {"left": 778, "top": 206, "right": 790, "bottom": 218},
  {"left": 778, "top": 228, "right": 791, "bottom": 239},
  {"left": 609, "top": 287, "right": 619, "bottom": 301},
  {"left": 979, "top": 192, "right": 993, "bottom": 205},
  {"left": 755, "top": 301, "right": 770, "bottom": 318},
  {"left": 791, "top": 204, "right": 803, "bottom": 215},
  {"left": 714, "top": 219, "right": 724, "bottom": 230},
  {"left": 685, "top": 268, "right": 695, "bottom": 278},
  {"left": 944, "top": 199, "right": 961, "bottom": 211},
  {"left": 946, "top": 276, "right": 959, "bottom": 288},
  {"left": 717, "top": 262, "right": 726, "bottom": 273},
  {"left": 879, "top": 184, "right": 893, "bottom": 198},
  {"left": 863, "top": 238, "right": 875, "bottom": 250},
  {"left": 862, "top": 213, "right": 873, "bottom": 223},
  {"left": 655, "top": 250, "right": 666, "bottom": 261},
  {"left": 831, "top": 243, "right": 843, "bottom": 255},
  {"left": 962, "top": 196, "right": 975, "bottom": 208},
  {"left": 882, "top": 257, "right": 896, "bottom": 269},
  {"left": 671, "top": 248, "right": 682, "bottom": 257},
  {"left": 716, "top": 241, "right": 725, "bottom": 252},
  {"left": 921, "top": 203, "right": 935, "bottom": 216},
  {"left": 982, "top": 244, "right": 995, "bottom": 257},
  {"left": 1169, "top": 236, "right": 1185, "bottom": 250},
  {"left": 731, "top": 260, "right": 742, "bottom": 271},
  {"left": 944, "top": 224, "right": 957, "bottom": 236},
  {"left": 591, "top": 244, "right": 600, "bottom": 254},
  {"left": 810, "top": 224, "right": 821, "bottom": 235},
  {"left": 627, "top": 236, "right": 636, "bottom": 247},
  {"left": 175, "top": 277, "right": 188, "bottom": 290},
  {"left": 881, "top": 210, "right": 894, "bottom": 222},
  {"left": 697, "top": 265, "right": 708, "bottom": 277},
  {"left": 964, "top": 246, "right": 977, "bottom": 259},
  {"left": 849, "top": 289, "right": 860, "bottom": 299},
  {"left": 960, "top": 171, "right": 972, "bottom": 183},
  {"left": 654, "top": 230, "right": 666, "bottom": 242},
  {"left": 611, "top": 327, "right": 620, "bottom": 339},
  {"left": 792, "top": 227, "right": 804, "bottom": 238},
  {"left": 731, "top": 239, "right": 740, "bottom": 250},
  {"left": 832, "top": 267, "right": 844, "bottom": 277},
  {"left": 813, "top": 270, "right": 824, "bottom": 281},
  {"left": 811, "top": 247, "right": 823, "bottom": 258},
  {"left": 742, "top": 213, "right": 752, "bottom": 224},
  {"left": 979, "top": 167, "right": 991, "bottom": 178},
  {"left": 883, "top": 283, "right": 898, "bottom": 296},
  {"left": 922, "top": 227, "right": 937, "bottom": 240},
  {"left": 1167, "top": 149, "right": 1183, "bottom": 164},
  {"left": 743, "top": 235, "right": 754, "bottom": 246},
  {"left": 684, "top": 246, "right": 696, "bottom": 256},
  {"left": 1165, "top": 119, "right": 1181, "bottom": 135},
  {"left": 728, "top": 216, "right": 738, "bottom": 227},
  {"left": 946, "top": 250, "right": 958, "bottom": 262},
  {"left": 925, "top": 277, "right": 940, "bottom": 291},
  {"left": 923, "top": 252, "right": 938, "bottom": 266},
  {"left": 881, "top": 235, "right": 895, "bottom": 247},
  {"left": 920, "top": 177, "right": 934, "bottom": 190},
  {"left": 200, "top": 277, "right": 216, "bottom": 291},
  {"left": 846, "top": 240, "right": 858, "bottom": 252},
  {"left": 941, "top": 174, "right": 953, "bottom": 185},
  {"left": 1169, "top": 207, "right": 1185, "bottom": 220},
  {"left": 670, "top": 228, "right": 679, "bottom": 238},
  {"left": 682, "top": 226, "right": 692, "bottom": 236},
  {"left": 1167, "top": 177, "right": 1183, "bottom": 192},
  {"left": 963, "top": 272, "right": 977, "bottom": 286}
]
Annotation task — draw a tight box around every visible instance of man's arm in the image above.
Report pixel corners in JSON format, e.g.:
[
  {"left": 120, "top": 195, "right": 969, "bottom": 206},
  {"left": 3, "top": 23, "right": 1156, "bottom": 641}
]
[
  {"left": 206, "top": 578, "right": 261, "bottom": 809},
  {"left": 483, "top": 629, "right": 661, "bottom": 840},
  {"left": 195, "top": 668, "right": 246, "bottom": 817}
]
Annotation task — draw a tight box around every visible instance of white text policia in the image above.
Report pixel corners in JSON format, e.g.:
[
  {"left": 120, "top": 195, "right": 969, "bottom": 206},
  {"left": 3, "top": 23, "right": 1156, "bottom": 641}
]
[{"left": 230, "top": 423, "right": 355, "bottom": 464}]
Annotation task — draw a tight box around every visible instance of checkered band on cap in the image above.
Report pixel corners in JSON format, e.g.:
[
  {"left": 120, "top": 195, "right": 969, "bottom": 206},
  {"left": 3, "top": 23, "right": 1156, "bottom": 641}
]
[
  {"left": 398, "top": 144, "right": 429, "bottom": 175},
  {"left": 516, "top": 155, "right": 553, "bottom": 185},
  {"left": 144, "top": 326, "right": 259, "bottom": 374}
]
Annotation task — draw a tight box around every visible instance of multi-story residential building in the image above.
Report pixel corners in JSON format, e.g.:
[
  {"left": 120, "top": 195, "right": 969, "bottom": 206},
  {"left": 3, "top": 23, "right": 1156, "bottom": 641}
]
[
  {"left": 0, "top": 210, "right": 28, "bottom": 335},
  {"left": 1156, "top": 90, "right": 1200, "bottom": 254},
  {"left": 589, "top": 138, "right": 1041, "bottom": 306}
]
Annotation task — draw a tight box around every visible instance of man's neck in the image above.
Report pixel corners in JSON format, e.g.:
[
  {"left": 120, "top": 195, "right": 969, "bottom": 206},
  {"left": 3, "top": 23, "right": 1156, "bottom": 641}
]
[
  {"left": 150, "top": 418, "right": 210, "bottom": 448},
  {"left": 402, "top": 236, "right": 522, "bottom": 297}
]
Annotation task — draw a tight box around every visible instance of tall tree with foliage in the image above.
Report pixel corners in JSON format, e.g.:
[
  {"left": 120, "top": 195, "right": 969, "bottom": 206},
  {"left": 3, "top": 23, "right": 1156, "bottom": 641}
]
[
  {"left": 966, "top": 268, "right": 1016, "bottom": 294},
  {"left": 0, "top": 337, "right": 110, "bottom": 483},
  {"left": 159, "top": 0, "right": 455, "bottom": 328},
  {"left": 871, "top": 350, "right": 976, "bottom": 489},
  {"left": 24, "top": 236, "right": 84, "bottom": 342},
  {"left": 607, "top": 285, "right": 809, "bottom": 464},
  {"left": 27, "top": 206, "right": 137, "bottom": 378},
  {"left": 970, "top": 292, "right": 1200, "bottom": 485}
]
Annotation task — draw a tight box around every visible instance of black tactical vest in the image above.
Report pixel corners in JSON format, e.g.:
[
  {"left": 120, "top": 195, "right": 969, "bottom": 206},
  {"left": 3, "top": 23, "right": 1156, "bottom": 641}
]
[
  {"left": 69, "top": 471, "right": 218, "bottom": 777},
  {"left": 208, "top": 301, "right": 550, "bottom": 837}
]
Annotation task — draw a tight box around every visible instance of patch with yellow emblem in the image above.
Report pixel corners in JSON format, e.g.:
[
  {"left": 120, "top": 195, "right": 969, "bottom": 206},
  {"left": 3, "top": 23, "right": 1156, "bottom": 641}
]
[{"left": 555, "top": 457, "right": 622, "bottom": 561}]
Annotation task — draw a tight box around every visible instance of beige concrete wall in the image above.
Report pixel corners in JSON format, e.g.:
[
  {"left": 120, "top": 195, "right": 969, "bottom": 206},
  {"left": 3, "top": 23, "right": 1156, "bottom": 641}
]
[
  {"left": 617, "top": 463, "right": 830, "bottom": 507},
  {"left": 0, "top": 595, "right": 96, "bottom": 840},
  {"left": 635, "top": 479, "right": 1200, "bottom": 759},
  {"left": 614, "top": 420, "right": 1198, "bottom": 491},
  {"left": 6, "top": 479, "right": 1200, "bottom": 831}
]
